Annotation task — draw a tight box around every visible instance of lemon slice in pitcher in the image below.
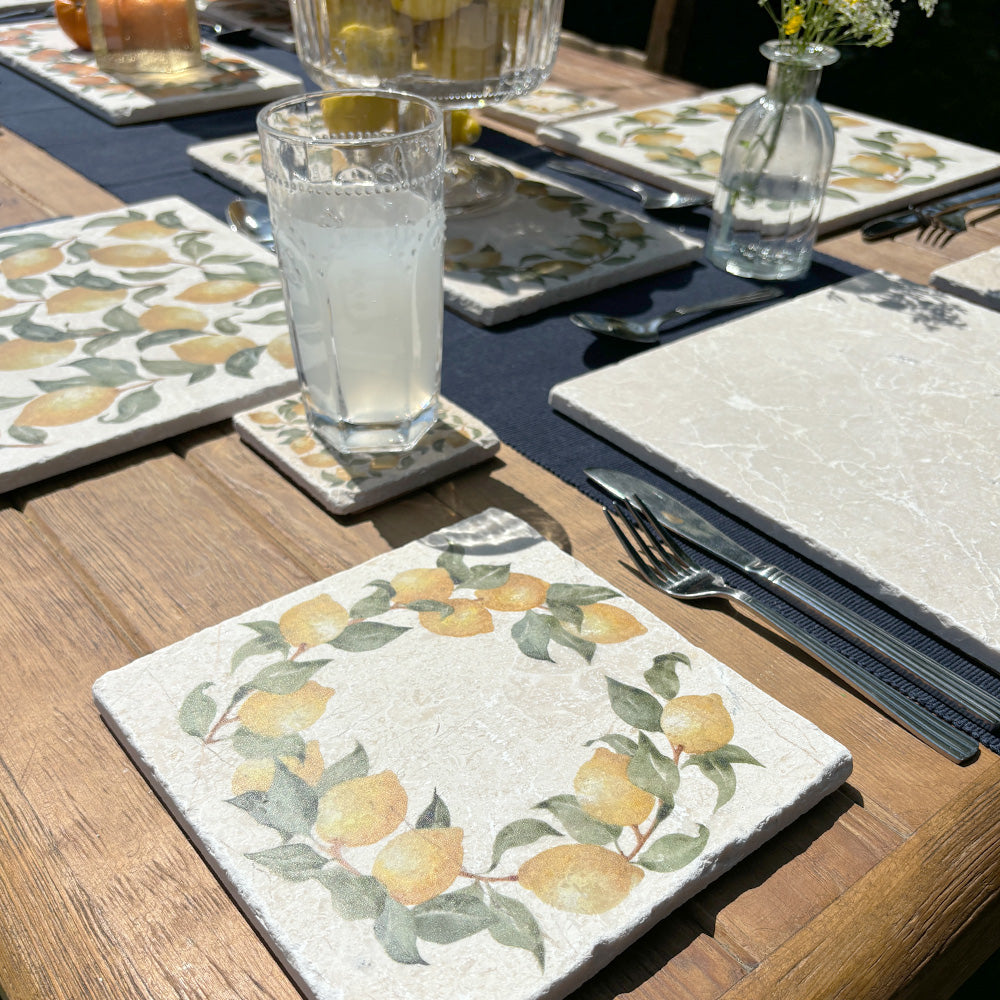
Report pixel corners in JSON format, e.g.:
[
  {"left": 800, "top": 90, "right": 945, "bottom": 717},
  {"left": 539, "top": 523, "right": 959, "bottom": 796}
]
[
  {"left": 390, "top": 0, "right": 472, "bottom": 21},
  {"left": 321, "top": 93, "right": 400, "bottom": 134}
]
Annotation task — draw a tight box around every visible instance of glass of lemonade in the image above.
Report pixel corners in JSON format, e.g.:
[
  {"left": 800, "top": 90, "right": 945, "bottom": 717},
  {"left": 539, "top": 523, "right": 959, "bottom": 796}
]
[{"left": 257, "top": 91, "right": 445, "bottom": 454}]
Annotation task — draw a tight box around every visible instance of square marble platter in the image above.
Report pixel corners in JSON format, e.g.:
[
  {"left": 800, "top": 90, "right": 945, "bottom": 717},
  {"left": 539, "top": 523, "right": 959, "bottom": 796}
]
[
  {"left": 187, "top": 138, "right": 702, "bottom": 325},
  {"left": 484, "top": 85, "right": 618, "bottom": 129},
  {"left": 93, "top": 506, "right": 852, "bottom": 1000},
  {"left": 537, "top": 86, "right": 1000, "bottom": 234},
  {"left": 0, "top": 21, "right": 302, "bottom": 123},
  {"left": 0, "top": 196, "right": 298, "bottom": 493},
  {"left": 198, "top": 0, "right": 297, "bottom": 50},
  {"left": 930, "top": 245, "right": 1000, "bottom": 311},
  {"left": 550, "top": 271, "right": 1000, "bottom": 671},
  {"left": 234, "top": 394, "right": 500, "bottom": 514}
]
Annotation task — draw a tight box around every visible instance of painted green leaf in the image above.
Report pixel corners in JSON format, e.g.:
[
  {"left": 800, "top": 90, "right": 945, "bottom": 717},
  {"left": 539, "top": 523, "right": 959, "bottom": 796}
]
[
  {"left": 637, "top": 823, "right": 709, "bottom": 872},
  {"left": 374, "top": 897, "right": 426, "bottom": 965},
  {"left": 461, "top": 563, "right": 511, "bottom": 590},
  {"left": 249, "top": 657, "right": 330, "bottom": 695},
  {"left": 488, "top": 818, "right": 562, "bottom": 871},
  {"left": 406, "top": 599, "right": 454, "bottom": 617},
  {"left": 416, "top": 789, "right": 451, "bottom": 829},
  {"left": 246, "top": 310, "right": 287, "bottom": 325},
  {"left": 535, "top": 794, "right": 620, "bottom": 845},
  {"left": 628, "top": 732, "right": 679, "bottom": 805},
  {"left": 155, "top": 210, "right": 184, "bottom": 228},
  {"left": 12, "top": 314, "right": 71, "bottom": 341},
  {"left": 141, "top": 358, "right": 214, "bottom": 381},
  {"left": 0, "top": 232, "right": 55, "bottom": 253},
  {"left": 99, "top": 385, "right": 160, "bottom": 424},
  {"left": 227, "top": 759, "right": 318, "bottom": 837},
  {"left": 547, "top": 619, "right": 596, "bottom": 663},
  {"left": 316, "top": 741, "right": 369, "bottom": 794},
  {"left": 178, "top": 681, "right": 216, "bottom": 739},
  {"left": 645, "top": 652, "right": 690, "bottom": 700},
  {"left": 225, "top": 345, "right": 265, "bottom": 378},
  {"left": 585, "top": 733, "right": 638, "bottom": 755},
  {"left": 349, "top": 586, "right": 392, "bottom": 619},
  {"left": 136, "top": 329, "right": 201, "bottom": 350},
  {"left": 101, "top": 305, "right": 142, "bottom": 333},
  {"left": 247, "top": 842, "right": 329, "bottom": 881},
  {"left": 684, "top": 744, "right": 763, "bottom": 812},
  {"left": 230, "top": 622, "right": 289, "bottom": 673},
  {"left": 606, "top": 676, "right": 663, "bottom": 731},
  {"left": 314, "top": 868, "right": 387, "bottom": 920},
  {"left": 177, "top": 235, "right": 214, "bottom": 260},
  {"left": 134, "top": 284, "right": 166, "bottom": 305},
  {"left": 84, "top": 333, "right": 125, "bottom": 355},
  {"left": 436, "top": 544, "right": 470, "bottom": 585},
  {"left": 330, "top": 621, "right": 409, "bottom": 652},
  {"left": 7, "top": 424, "right": 46, "bottom": 444},
  {"left": 70, "top": 269, "right": 128, "bottom": 291},
  {"left": 31, "top": 375, "right": 100, "bottom": 393},
  {"left": 545, "top": 583, "right": 619, "bottom": 607},
  {"left": 214, "top": 317, "right": 241, "bottom": 334},
  {"left": 0, "top": 394, "right": 35, "bottom": 411},
  {"left": 7, "top": 278, "right": 47, "bottom": 298},
  {"left": 230, "top": 727, "right": 305, "bottom": 762},
  {"left": 412, "top": 888, "right": 494, "bottom": 944},
  {"left": 486, "top": 887, "right": 545, "bottom": 968},
  {"left": 239, "top": 260, "right": 283, "bottom": 284},
  {"left": 511, "top": 610, "right": 553, "bottom": 662},
  {"left": 545, "top": 600, "right": 582, "bottom": 630},
  {"left": 710, "top": 744, "right": 764, "bottom": 768},
  {"left": 82, "top": 209, "right": 143, "bottom": 229}
]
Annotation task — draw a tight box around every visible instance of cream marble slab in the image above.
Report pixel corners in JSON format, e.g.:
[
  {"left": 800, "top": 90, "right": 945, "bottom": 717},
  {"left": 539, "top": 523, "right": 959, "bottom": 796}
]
[
  {"left": 550, "top": 272, "right": 1000, "bottom": 670},
  {"left": 485, "top": 85, "right": 618, "bottom": 129},
  {"left": 187, "top": 139, "right": 702, "bottom": 326},
  {"left": 93, "top": 507, "right": 851, "bottom": 1000},
  {"left": 0, "top": 21, "right": 301, "bottom": 123},
  {"left": 930, "top": 245, "right": 1000, "bottom": 311},
  {"left": 537, "top": 86, "right": 1000, "bottom": 234},
  {"left": 0, "top": 196, "right": 297, "bottom": 492},
  {"left": 234, "top": 394, "right": 500, "bottom": 514}
]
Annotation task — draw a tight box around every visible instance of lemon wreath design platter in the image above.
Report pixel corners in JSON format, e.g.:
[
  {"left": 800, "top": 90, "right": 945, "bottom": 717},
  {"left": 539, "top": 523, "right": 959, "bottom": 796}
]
[{"left": 93, "top": 508, "right": 852, "bottom": 1000}]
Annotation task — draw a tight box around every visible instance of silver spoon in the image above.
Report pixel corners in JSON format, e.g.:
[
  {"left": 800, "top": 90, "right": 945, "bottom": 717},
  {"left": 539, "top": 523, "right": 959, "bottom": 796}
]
[
  {"left": 547, "top": 159, "right": 711, "bottom": 216},
  {"left": 570, "top": 287, "right": 782, "bottom": 342},
  {"left": 227, "top": 198, "right": 275, "bottom": 252}
]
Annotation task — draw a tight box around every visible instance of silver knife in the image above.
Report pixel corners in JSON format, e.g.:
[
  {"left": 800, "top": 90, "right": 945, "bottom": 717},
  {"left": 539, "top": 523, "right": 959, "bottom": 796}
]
[{"left": 587, "top": 467, "right": 1000, "bottom": 728}]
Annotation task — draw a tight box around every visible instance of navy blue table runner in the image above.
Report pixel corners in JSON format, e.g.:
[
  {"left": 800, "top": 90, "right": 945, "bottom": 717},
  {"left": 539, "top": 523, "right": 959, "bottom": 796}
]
[{"left": 2, "top": 36, "right": 997, "bottom": 754}]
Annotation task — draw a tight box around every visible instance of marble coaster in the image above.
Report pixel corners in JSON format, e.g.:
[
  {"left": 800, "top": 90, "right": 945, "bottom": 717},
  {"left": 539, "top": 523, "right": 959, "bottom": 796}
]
[
  {"left": 188, "top": 138, "right": 702, "bottom": 326},
  {"left": 234, "top": 395, "right": 500, "bottom": 514},
  {"left": 537, "top": 87, "right": 1000, "bottom": 234},
  {"left": 485, "top": 85, "right": 618, "bottom": 129},
  {"left": 93, "top": 507, "right": 851, "bottom": 1000},
  {"left": 550, "top": 271, "right": 1000, "bottom": 671},
  {"left": 930, "top": 245, "right": 1000, "bottom": 311},
  {"left": 0, "top": 21, "right": 301, "bottom": 123},
  {"left": 0, "top": 197, "right": 298, "bottom": 493}
]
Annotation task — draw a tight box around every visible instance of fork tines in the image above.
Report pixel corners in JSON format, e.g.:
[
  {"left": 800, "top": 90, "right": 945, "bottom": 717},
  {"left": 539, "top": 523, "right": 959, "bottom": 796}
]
[{"left": 603, "top": 497, "right": 690, "bottom": 586}]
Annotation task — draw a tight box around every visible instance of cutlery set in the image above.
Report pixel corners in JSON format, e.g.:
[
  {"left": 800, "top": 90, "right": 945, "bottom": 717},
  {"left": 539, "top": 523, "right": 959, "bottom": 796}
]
[{"left": 589, "top": 468, "right": 996, "bottom": 763}]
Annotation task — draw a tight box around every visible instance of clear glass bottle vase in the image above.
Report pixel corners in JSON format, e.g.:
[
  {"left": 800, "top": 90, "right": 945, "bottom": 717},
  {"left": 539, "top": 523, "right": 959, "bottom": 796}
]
[{"left": 705, "top": 40, "right": 839, "bottom": 281}]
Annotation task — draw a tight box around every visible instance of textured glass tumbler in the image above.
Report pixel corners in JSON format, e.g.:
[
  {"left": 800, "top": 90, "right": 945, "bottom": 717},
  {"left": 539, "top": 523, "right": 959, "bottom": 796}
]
[{"left": 258, "top": 91, "right": 446, "bottom": 455}]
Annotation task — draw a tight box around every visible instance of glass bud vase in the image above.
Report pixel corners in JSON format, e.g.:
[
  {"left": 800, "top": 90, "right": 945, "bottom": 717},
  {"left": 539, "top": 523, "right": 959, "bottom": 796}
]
[{"left": 704, "top": 40, "right": 839, "bottom": 281}]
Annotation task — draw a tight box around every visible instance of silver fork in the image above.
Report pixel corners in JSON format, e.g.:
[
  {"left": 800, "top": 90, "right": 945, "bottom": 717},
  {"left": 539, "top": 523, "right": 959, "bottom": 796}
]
[
  {"left": 916, "top": 192, "right": 1000, "bottom": 246},
  {"left": 604, "top": 499, "right": 979, "bottom": 764}
]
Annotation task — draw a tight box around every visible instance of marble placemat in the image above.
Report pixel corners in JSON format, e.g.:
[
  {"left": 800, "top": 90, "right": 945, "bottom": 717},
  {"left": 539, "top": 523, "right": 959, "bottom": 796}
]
[
  {"left": 93, "top": 507, "right": 851, "bottom": 1000},
  {"left": 234, "top": 394, "right": 500, "bottom": 514},
  {"left": 537, "top": 86, "right": 1000, "bottom": 234},
  {"left": 550, "top": 271, "right": 1000, "bottom": 671},
  {"left": 188, "top": 139, "right": 702, "bottom": 326},
  {"left": 0, "top": 196, "right": 297, "bottom": 492},
  {"left": 199, "top": 0, "right": 296, "bottom": 50},
  {"left": 930, "top": 245, "right": 1000, "bottom": 311},
  {"left": 0, "top": 21, "right": 302, "bottom": 123}
]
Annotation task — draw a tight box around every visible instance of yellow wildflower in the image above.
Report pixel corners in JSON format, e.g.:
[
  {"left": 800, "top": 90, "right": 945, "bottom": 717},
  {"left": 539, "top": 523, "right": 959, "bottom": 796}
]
[{"left": 783, "top": 6, "right": 805, "bottom": 34}]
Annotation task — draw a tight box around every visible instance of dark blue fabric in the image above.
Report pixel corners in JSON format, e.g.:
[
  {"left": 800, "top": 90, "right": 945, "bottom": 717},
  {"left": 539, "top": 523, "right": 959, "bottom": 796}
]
[{"left": 2, "top": 34, "right": 997, "bottom": 756}]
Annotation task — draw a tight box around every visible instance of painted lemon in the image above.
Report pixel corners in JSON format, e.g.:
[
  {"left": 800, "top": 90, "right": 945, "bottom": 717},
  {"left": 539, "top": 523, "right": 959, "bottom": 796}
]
[
  {"left": 659, "top": 693, "right": 734, "bottom": 755},
  {"left": 475, "top": 572, "right": 547, "bottom": 612},
  {"left": 231, "top": 739, "right": 325, "bottom": 795},
  {"left": 0, "top": 246, "right": 62, "bottom": 279},
  {"left": 518, "top": 843, "right": 643, "bottom": 914},
  {"left": 391, "top": 567, "right": 454, "bottom": 604},
  {"left": 170, "top": 334, "right": 256, "bottom": 365},
  {"left": 45, "top": 287, "right": 128, "bottom": 314},
  {"left": 573, "top": 748, "right": 655, "bottom": 826},
  {"left": 177, "top": 279, "right": 259, "bottom": 304},
  {"left": 0, "top": 338, "right": 75, "bottom": 371},
  {"left": 107, "top": 220, "right": 179, "bottom": 240},
  {"left": 237, "top": 681, "right": 335, "bottom": 738},
  {"left": 278, "top": 594, "right": 349, "bottom": 648},
  {"left": 89, "top": 244, "right": 171, "bottom": 268},
  {"left": 13, "top": 384, "right": 118, "bottom": 426},
  {"left": 372, "top": 827, "right": 464, "bottom": 905},
  {"left": 418, "top": 598, "right": 493, "bottom": 637},
  {"left": 569, "top": 603, "right": 647, "bottom": 645},
  {"left": 315, "top": 770, "right": 407, "bottom": 847},
  {"left": 138, "top": 304, "right": 208, "bottom": 332}
]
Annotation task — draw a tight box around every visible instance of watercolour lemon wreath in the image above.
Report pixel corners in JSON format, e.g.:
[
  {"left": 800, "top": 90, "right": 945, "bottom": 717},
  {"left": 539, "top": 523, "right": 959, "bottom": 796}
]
[{"left": 178, "top": 544, "right": 763, "bottom": 968}]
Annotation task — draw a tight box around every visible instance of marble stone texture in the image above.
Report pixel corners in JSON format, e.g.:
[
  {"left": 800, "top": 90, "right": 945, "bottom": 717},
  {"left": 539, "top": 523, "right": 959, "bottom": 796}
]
[
  {"left": 538, "top": 87, "right": 1000, "bottom": 234},
  {"left": 550, "top": 272, "right": 1000, "bottom": 670},
  {"left": 186, "top": 140, "right": 702, "bottom": 326},
  {"left": 234, "top": 394, "right": 501, "bottom": 514},
  {"left": 931, "top": 246, "right": 1000, "bottom": 312},
  {"left": 93, "top": 508, "right": 851, "bottom": 1000}
]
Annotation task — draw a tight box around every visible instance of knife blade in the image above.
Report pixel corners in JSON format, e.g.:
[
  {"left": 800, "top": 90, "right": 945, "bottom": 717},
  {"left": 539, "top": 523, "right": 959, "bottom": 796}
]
[
  {"left": 860, "top": 184, "right": 1000, "bottom": 242},
  {"left": 587, "top": 467, "right": 1000, "bottom": 728}
]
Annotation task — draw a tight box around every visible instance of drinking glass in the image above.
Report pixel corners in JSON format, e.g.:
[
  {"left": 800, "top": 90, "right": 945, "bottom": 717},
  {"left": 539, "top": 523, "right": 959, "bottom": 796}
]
[{"left": 257, "top": 91, "right": 446, "bottom": 454}]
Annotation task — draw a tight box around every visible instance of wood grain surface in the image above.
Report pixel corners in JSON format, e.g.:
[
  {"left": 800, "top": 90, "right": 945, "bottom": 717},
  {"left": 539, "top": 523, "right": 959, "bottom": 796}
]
[{"left": 2, "top": 46, "right": 1000, "bottom": 1000}]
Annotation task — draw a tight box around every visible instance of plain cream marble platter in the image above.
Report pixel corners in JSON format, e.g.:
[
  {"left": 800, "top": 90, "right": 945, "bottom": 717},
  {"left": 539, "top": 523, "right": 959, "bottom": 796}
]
[
  {"left": 94, "top": 507, "right": 851, "bottom": 1000},
  {"left": 550, "top": 272, "right": 1000, "bottom": 671}
]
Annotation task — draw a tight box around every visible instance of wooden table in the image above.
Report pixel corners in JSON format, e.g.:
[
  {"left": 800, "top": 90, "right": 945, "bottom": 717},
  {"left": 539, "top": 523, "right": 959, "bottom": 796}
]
[{"left": 3, "top": 47, "right": 1000, "bottom": 1000}]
